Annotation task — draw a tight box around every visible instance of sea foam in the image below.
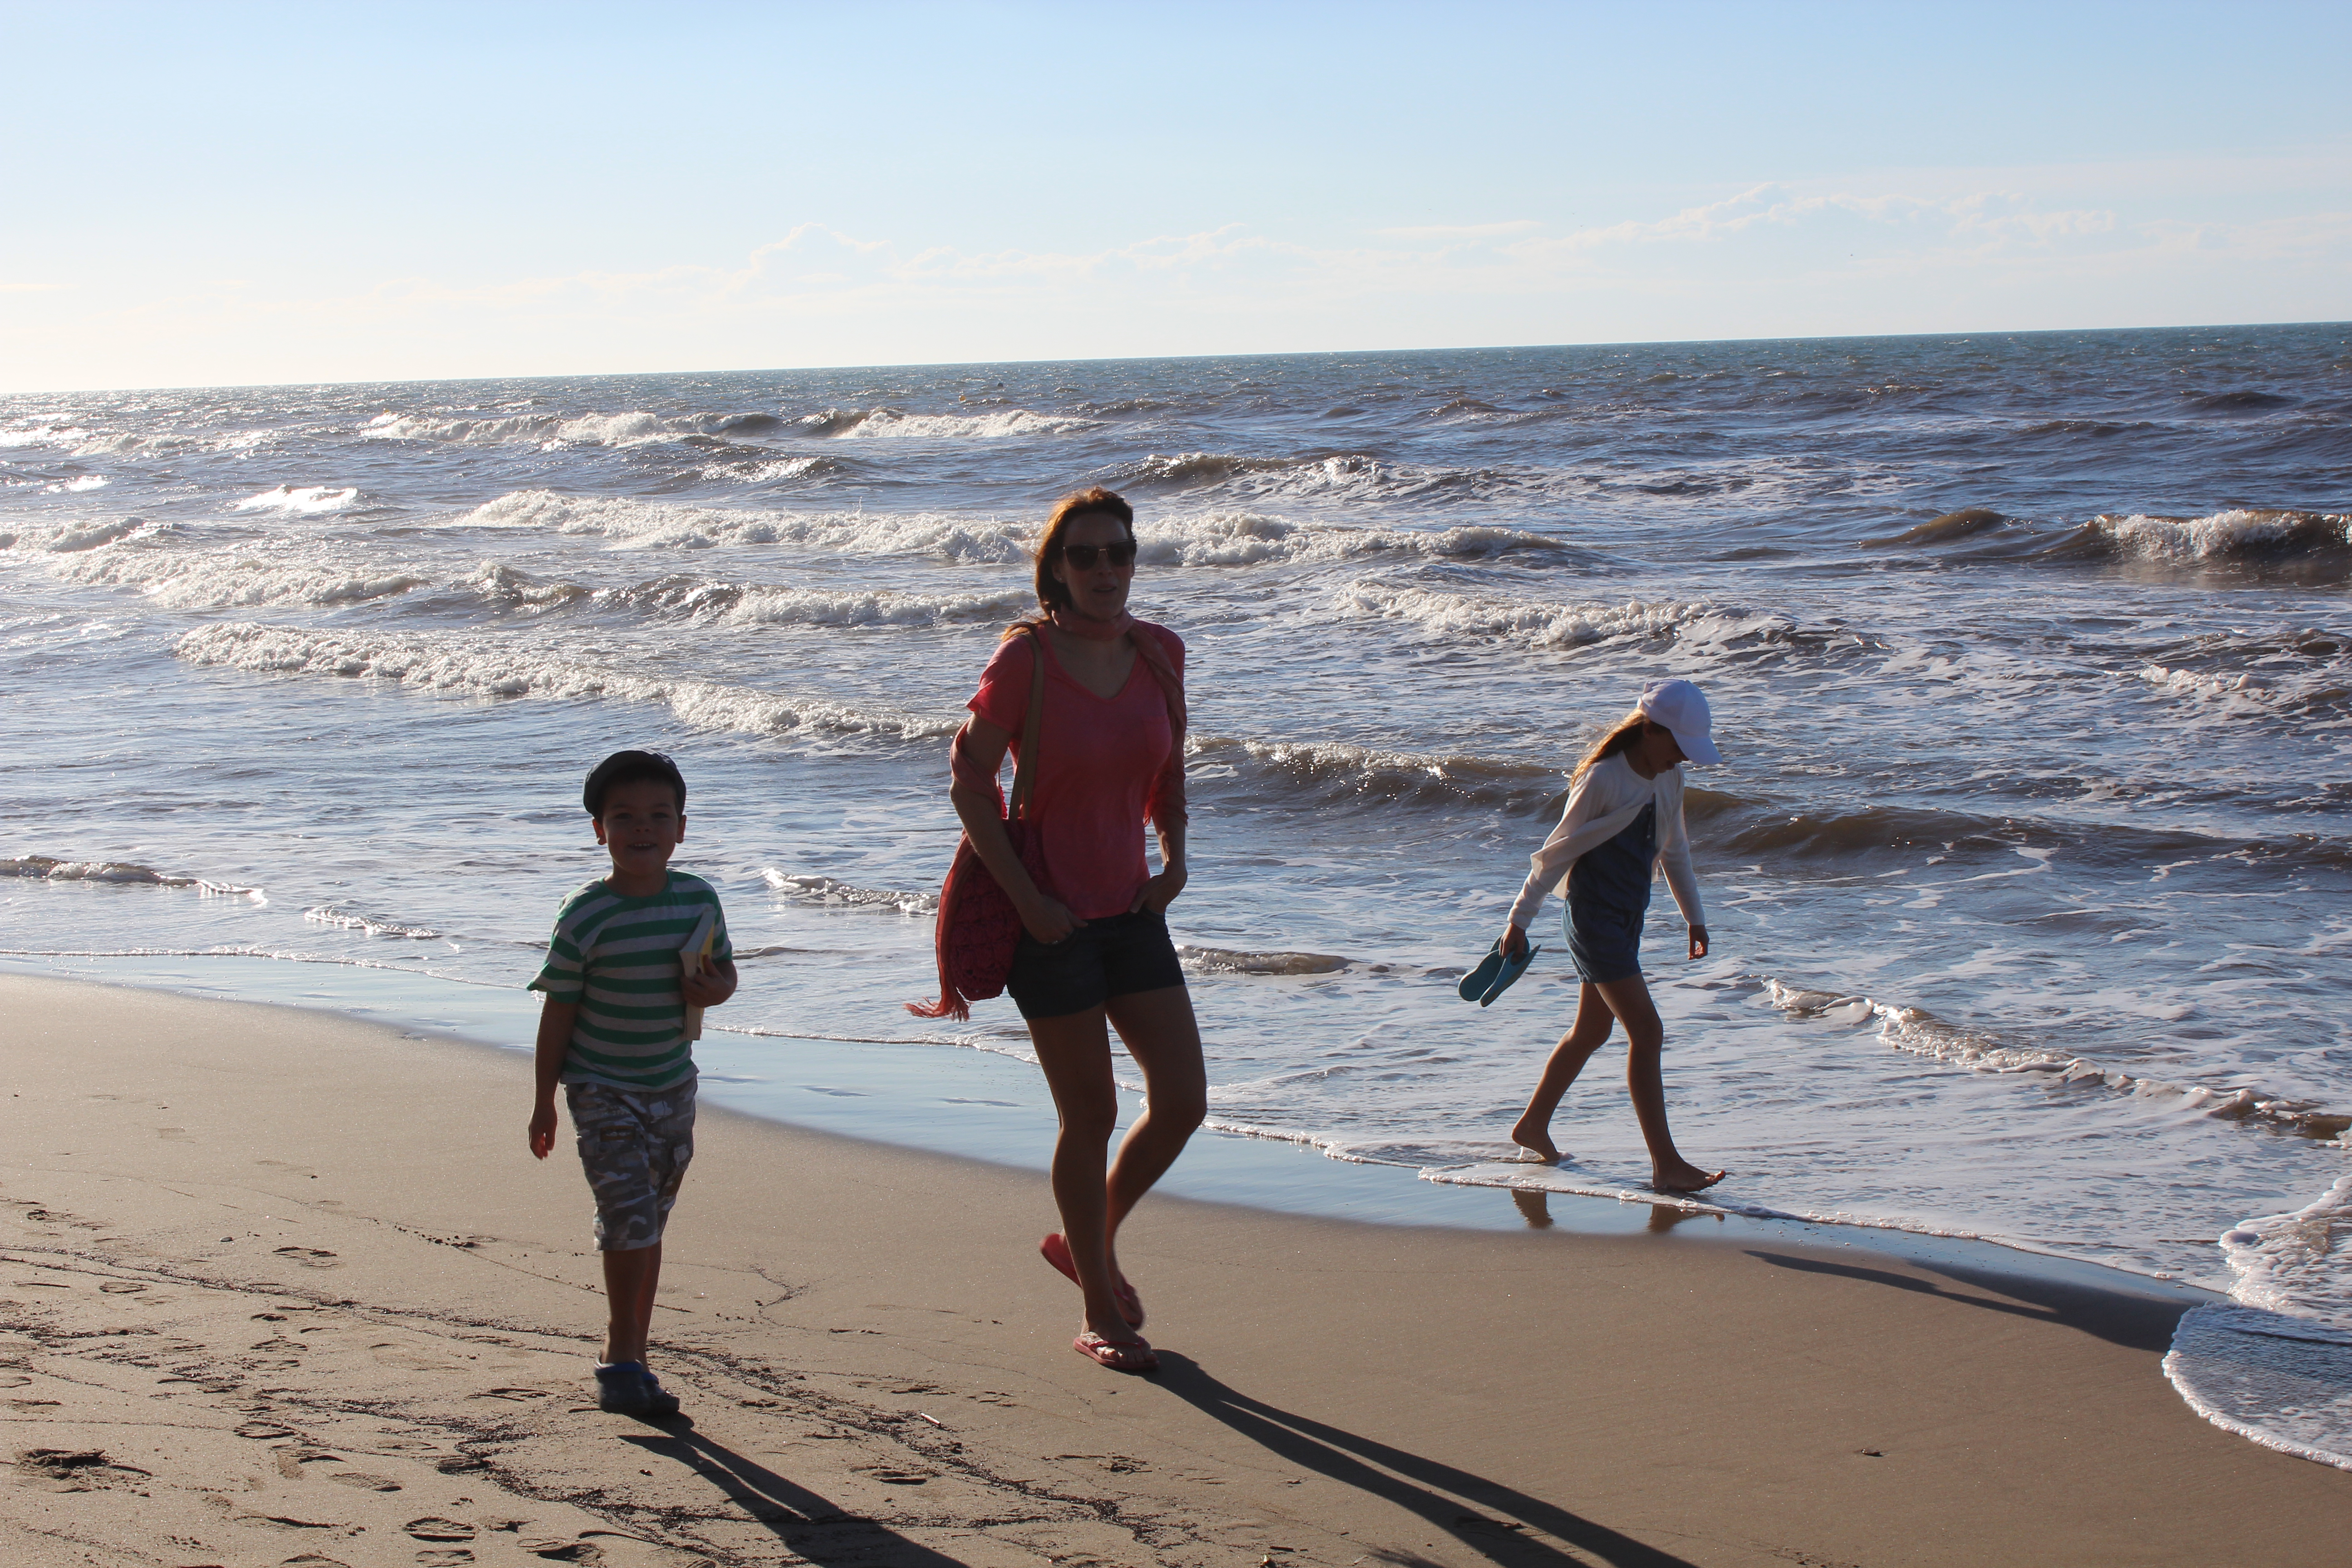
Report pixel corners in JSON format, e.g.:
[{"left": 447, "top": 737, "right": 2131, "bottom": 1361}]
[
  {"left": 2165, "top": 1173, "right": 2352, "bottom": 1470},
  {"left": 231, "top": 485, "right": 359, "bottom": 514}
]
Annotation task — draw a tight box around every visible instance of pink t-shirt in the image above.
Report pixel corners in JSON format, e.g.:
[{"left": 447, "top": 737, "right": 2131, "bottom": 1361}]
[{"left": 968, "top": 626, "right": 1183, "bottom": 920}]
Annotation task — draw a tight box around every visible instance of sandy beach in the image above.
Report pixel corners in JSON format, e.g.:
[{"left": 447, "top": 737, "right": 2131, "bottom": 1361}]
[{"left": 2, "top": 972, "right": 2345, "bottom": 1568}]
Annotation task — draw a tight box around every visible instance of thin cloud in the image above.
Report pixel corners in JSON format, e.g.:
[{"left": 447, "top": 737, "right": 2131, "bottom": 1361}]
[{"left": 1374, "top": 220, "right": 1544, "bottom": 240}]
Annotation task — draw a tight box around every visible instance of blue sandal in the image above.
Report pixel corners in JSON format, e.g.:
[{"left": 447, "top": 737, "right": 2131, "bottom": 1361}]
[
  {"left": 1467, "top": 945, "right": 1543, "bottom": 1006},
  {"left": 1457, "top": 942, "right": 1508, "bottom": 1002},
  {"left": 1461, "top": 941, "right": 1539, "bottom": 1006}
]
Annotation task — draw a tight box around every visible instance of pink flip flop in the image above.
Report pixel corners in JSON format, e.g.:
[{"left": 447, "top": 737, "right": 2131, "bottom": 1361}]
[
  {"left": 1038, "top": 1232, "right": 1145, "bottom": 1328},
  {"left": 1072, "top": 1329, "right": 1158, "bottom": 1373}
]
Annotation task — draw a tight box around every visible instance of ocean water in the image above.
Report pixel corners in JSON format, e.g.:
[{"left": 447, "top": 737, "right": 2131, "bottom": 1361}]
[{"left": 3, "top": 327, "right": 2348, "bottom": 1463}]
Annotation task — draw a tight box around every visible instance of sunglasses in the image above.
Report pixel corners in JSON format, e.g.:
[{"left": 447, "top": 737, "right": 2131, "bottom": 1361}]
[{"left": 1059, "top": 540, "right": 1137, "bottom": 569}]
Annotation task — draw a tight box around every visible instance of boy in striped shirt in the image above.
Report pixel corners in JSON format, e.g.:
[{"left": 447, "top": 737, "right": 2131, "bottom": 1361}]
[{"left": 527, "top": 749, "right": 736, "bottom": 1418}]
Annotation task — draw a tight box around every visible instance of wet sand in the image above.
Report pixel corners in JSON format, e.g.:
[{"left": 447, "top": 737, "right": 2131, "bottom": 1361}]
[{"left": 2, "top": 973, "right": 2345, "bottom": 1567}]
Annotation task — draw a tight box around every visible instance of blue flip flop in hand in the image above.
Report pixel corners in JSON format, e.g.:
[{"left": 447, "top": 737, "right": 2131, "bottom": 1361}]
[{"left": 1457, "top": 940, "right": 1539, "bottom": 1006}]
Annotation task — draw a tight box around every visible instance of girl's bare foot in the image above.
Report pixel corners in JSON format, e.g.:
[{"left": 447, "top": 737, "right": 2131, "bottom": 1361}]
[
  {"left": 1652, "top": 1160, "right": 1725, "bottom": 1194},
  {"left": 1510, "top": 1117, "right": 1562, "bottom": 1163}
]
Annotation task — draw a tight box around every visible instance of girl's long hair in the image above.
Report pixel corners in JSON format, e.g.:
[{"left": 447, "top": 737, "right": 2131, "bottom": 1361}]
[{"left": 1572, "top": 708, "right": 1653, "bottom": 784}]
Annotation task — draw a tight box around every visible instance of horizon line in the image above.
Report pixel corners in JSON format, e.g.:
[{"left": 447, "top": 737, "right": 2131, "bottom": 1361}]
[{"left": 5, "top": 317, "right": 2347, "bottom": 401}]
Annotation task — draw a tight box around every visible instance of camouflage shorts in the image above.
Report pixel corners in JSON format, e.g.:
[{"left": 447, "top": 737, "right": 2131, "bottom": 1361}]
[{"left": 566, "top": 1078, "right": 696, "bottom": 1253}]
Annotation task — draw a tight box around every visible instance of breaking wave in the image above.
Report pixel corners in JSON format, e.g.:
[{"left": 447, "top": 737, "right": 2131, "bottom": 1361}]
[
  {"left": 1336, "top": 584, "right": 1880, "bottom": 663},
  {"left": 1764, "top": 979, "right": 2347, "bottom": 1139},
  {"left": 304, "top": 903, "right": 442, "bottom": 939},
  {"left": 173, "top": 622, "right": 960, "bottom": 743},
  {"left": 1178, "top": 944, "right": 1353, "bottom": 976},
  {"left": 1, "top": 856, "right": 261, "bottom": 900},
  {"left": 231, "top": 485, "right": 360, "bottom": 514},
  {"left": 365, "top": 408, "right": 720, "bottom": 449},
  {"left": 0, "top": 516, "right": 159, "bottom": 553},
  {"left": 1185, "top": 735, "right": 1566, "bottom": 813},
  {"left": 1107, "top": 449, "right": 1545, "bottom": 506},
  {"left": 54, "top": 546, "right": 430, "bottom": 609},
  {"left": 836, "top": 407, "right": 1102, "bottom": 440},
  {"left": 2044, "top": 509, "right": 2351, "bottom": 566},
  {"left": 451, "top": 490, "right": 1566, "bottom": 567},
  {"left": 760, "top": 869, "right": 937, "bottom": 916}
]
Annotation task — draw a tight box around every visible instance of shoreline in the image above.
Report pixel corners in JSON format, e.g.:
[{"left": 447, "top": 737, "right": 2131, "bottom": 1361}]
[
  {"left": 5, "top": 971, "right": 2347, "bottom": 1567},
  {"left": 0, "top": 951, "right": 2238, "bottom": 1300}
]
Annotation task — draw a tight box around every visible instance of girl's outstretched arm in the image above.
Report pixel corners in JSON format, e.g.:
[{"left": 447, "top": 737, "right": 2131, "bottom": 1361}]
[
  {"left": 1659, "top": 770, "right": 1706, "bottom": 957},
  {"left": 1500, "top": 768, "right": 1648, "bottom": 943}
]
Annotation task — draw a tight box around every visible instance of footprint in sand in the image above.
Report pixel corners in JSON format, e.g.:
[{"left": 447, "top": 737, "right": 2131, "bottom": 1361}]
[
  {"left": 273, "top": 1246, "right": 341, "bottom": 1268},
  {"left": 404, "top": 1518, "right": 478, "bottom": 1542},
  {"left": 327, "top": 1471, "right": 403, "bottom": 1491},
  {"left": 855, "top": 1465, "right": 933, "bottom": 1485},
  {"left": 235, "top": 1512, "right": 347, "bottom": 1532}
]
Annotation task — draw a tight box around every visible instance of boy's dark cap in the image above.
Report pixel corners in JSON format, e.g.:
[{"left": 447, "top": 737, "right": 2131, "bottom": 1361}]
[{"left": 583, "top": 750, "right": 687, "bottom": 817}]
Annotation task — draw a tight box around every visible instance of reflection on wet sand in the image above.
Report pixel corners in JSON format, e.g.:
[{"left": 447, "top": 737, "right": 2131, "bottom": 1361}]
[{"left": 1509, "top": 1186, "right": 1726, "bottom": 1237}]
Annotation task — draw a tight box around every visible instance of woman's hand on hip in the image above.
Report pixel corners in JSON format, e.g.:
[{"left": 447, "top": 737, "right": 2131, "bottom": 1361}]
[
  {"left": 1501, "top": 922, "right": 1529, "bottom": 961},
  {"left": 1688, "top": 925, "right": 1710, "bottom": 960},
  {"left": 1129, "top": 864, "right": 1188, "bottom": 915},
  {"left": 1020, "top": 894, "right": 1083, "bottom": 946}
]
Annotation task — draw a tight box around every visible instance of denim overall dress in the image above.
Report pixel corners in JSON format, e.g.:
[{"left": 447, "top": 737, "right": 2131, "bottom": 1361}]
[{"left": 1564, "top": 801, "right": 1656, "bottom": 985}]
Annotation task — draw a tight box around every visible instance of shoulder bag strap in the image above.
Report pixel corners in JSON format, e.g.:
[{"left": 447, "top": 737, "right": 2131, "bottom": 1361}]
[{"left": 1006, "top": 626, "right": 1046, "bottom": 822}]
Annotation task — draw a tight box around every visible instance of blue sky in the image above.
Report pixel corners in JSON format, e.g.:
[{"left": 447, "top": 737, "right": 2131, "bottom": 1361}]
[{"left": 4, "top": 0, "right": 2347, "bottom": 391}]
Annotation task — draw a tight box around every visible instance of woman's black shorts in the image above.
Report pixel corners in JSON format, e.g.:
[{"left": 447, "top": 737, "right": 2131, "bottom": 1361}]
[{"left": 1006, "top": 907, "right": 1187, "bottom": 1020}]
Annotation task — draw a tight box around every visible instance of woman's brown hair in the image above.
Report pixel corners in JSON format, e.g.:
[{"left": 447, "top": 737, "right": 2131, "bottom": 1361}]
[
  {"left": 1572, "top": 708, "right": 1656, "bottom": 783},
  {"left": 1029, "top": 486, "right": 1136, "bottom": 615}
]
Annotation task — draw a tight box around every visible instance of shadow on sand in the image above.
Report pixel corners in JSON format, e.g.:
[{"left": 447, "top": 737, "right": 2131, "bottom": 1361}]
[
  {"left": 1747, "top": 1249, "right": 2194, "bottom": 1353},
  {"left": 1149, "top": 1352, "right": 1699, "bottom": 1568},
  {"left": 619, "top": 1419, "right": 970, "bottom": 1567}
]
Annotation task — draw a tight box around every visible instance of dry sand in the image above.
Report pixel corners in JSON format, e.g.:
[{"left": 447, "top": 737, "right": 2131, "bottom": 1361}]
[{"left": 1, "top": 973, "right": 2345, "bottom": 1568}]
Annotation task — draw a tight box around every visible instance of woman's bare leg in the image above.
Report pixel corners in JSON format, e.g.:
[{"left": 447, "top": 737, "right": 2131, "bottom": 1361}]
[
  {"left": 1027, "top": 1006, "right": 1143, "bottom": 1342},
  {"left": 1101, "top": 985, "right": 1206, "bottom": 1281},
  {"left": 1590, "top": 973, "right": 1723, "bottom": 1193},
  {"left": 1511, "top": 983, "right": 1616, "bottom": 1161}
]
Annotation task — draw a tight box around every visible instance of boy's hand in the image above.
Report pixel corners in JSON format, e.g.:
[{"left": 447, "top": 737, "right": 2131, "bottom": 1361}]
[
  {"left": 1688, "top": 925, "right": 1710, "bottom": 960},
  {"left": 681, "top": 958, "right": 736, "bottom": 1008},
  {"left": 528, "top": 1101, "right": 559, "bottom": 1160}
]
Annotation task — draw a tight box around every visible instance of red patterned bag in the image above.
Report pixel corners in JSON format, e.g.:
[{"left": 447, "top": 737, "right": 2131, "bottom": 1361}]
[{"left": 907, "top": 629, "right": 1049, "bottom": 1021}]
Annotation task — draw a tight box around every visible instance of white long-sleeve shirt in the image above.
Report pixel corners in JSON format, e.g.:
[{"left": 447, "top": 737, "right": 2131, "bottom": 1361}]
[{"left": 1505, "top": 753, "right": 1704, "bottom": 934}]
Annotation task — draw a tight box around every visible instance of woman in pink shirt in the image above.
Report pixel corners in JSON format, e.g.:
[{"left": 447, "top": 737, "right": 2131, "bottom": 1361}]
[{"left": 950, "top": 487, "right": 1198, "bottom": 1373}]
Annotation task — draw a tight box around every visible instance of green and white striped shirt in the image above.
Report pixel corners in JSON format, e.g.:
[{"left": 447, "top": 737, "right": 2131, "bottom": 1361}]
[{"left": 529, "top": 871, "right": 731, "bottom": 1092}]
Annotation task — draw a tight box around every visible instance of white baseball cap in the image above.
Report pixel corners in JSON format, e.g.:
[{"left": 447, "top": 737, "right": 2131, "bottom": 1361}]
[{"left": 1636, "top": 679, "right": 1721, "bottom": 764}]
